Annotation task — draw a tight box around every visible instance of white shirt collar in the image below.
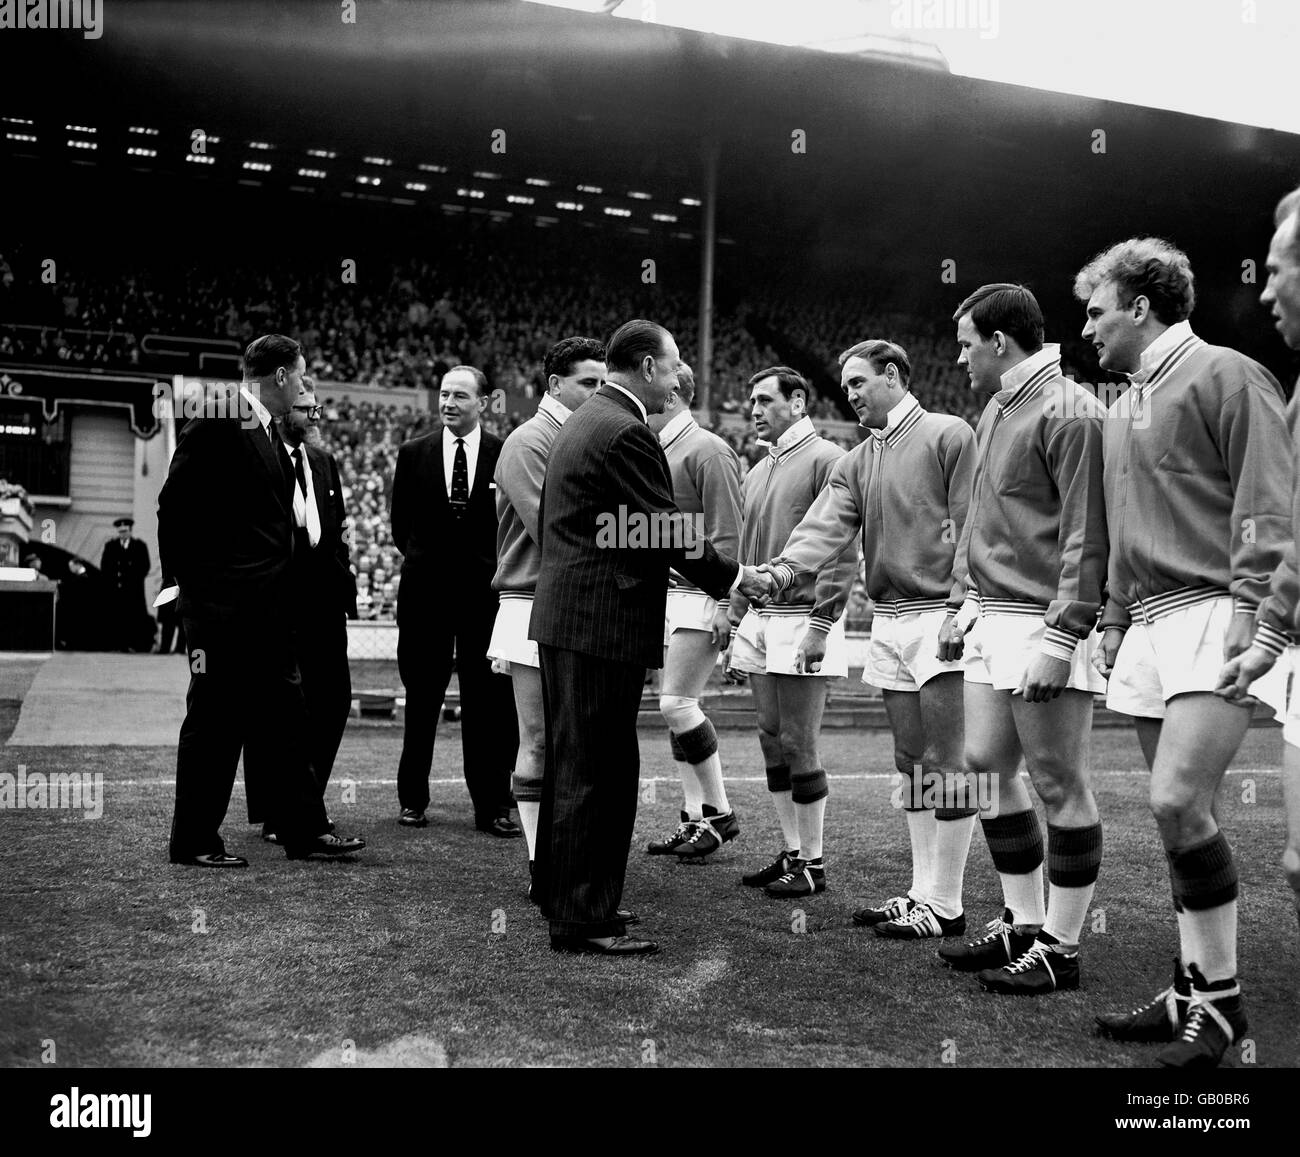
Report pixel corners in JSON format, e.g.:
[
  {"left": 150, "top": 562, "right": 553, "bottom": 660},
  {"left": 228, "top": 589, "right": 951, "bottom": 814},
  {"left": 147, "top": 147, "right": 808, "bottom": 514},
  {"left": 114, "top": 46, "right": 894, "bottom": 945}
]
[
  {"left": 537, "top": 393, "right": 572, "bottom": 424},
  {"left": 869, "top": 393, "right": 918, "bottom": 441},
  {"left": 443, "top": 423, "right": 482, "bottom": 450},
  {"left": 1132, "top": 319, "right": 1196, "bottom": 384},
  {"left": 759, "top": 415, "right": 815, "bottom": 457},
  {"left": 605, "top": 381, "right": 648, "bottom": 424},
  {"left": 239, "top": 384, "right": 273, "bottom": 433},
  {"left": 658, "top": 407, "right": 695, "bottom": 446}
]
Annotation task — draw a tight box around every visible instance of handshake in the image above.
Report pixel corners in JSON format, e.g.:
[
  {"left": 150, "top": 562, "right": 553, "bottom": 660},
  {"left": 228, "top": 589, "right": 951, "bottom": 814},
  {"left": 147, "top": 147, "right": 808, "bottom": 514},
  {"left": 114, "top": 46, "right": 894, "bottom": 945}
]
[{"left": 736, "top": 562, "right": 784, "bottom": 606}]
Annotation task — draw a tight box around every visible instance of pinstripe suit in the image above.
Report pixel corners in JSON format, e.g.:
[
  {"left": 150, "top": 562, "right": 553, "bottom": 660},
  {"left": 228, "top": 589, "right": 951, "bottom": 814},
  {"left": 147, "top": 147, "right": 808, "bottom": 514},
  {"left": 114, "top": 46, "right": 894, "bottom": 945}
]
[{"left": 531, "top": 385, "right": 738, "bottom": 938}]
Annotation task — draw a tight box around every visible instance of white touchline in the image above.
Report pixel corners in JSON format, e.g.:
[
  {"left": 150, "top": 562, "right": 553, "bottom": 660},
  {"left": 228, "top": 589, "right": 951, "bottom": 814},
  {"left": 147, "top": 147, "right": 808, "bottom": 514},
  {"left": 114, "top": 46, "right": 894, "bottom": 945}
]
[{"left": 96, "top": 769, "right": 1281, "bottom": 788}]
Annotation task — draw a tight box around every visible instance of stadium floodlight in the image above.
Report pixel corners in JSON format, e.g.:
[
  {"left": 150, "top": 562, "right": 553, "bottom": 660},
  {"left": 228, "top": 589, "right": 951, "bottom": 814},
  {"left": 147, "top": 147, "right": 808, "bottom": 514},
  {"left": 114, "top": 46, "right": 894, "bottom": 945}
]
[
  {"left": 629, "top": 226, "right": 650, "bottom": 235},
  {"left": 556, "top": 201, "right": 583, "bottom": 211},
  {"left": 248, "top": 141, "right": 273, "bottom": 150},
  {"left": 242, "top": 161, "right": 271, "bottom": 171},
  {"left": 473, "top": 170, "right": 501, "bottom": 179},
  {"left": 3, "top": 116, "right": 34, "bottom": 125},
  {"left": 418, "top": 163, "right": 447, "bottom": 172},
  {"left": 604, "top": 207, "right": 631, "bottom": 217},
  {"left": 185, "top": 154, "right": 215, "bottom": 165},
  {"left": 404, "top": 181, "right": 428, "bottom": 192},
  {"left": 6, "top": 132, "right": 36, "bottom": 142},
  {"left": 128, "top": 126, "right": 159, "bottom": 135},
  {"left": 364, "top": 155, "right": 393, "bottom": 165},
  {"left": 298, "top": 168, "right": 327, "bottom": 179},
  {"left": 357, "top": 175, "right": 382, "bottom": 186},
  {"left": 627, "top": 190, "right": 651, "bottom": 200},
  {"left": 577, "top": 184, "right": 603, "bottom": 193},
  {"left": 65, "top": 124, "right": 96, "bottom": 133},
  {"left": 652, "top": 213, "right": 678, "bottom": 223},
  {"left": 680, "top": 197, "right": 701, "bottom": 206},
  {"left": 525, "top": 177, "right": 551, "bottom": 186},
  {"left": 127, "top": 147, "right": 157, "bottom": 157},
  {"left": 457, "top": 187, "right": 486, "bottom": 199},
  {"left": 507, "top": 194, "right": 534, "bottom": 205},
  {"left": 672, "top": 231, "right": 695, "bottom": 240},
  {"left": 67, "top": 139, "right": 97, "bottom": 149},
  {"left": 307, "top": 148, "right": 338, "bottom": 158}
]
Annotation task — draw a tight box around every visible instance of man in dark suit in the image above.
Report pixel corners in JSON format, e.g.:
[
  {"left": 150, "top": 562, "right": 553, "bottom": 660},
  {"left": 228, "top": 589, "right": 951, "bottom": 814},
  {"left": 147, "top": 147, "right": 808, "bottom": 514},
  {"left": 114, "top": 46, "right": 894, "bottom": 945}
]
[
  {"left": 158, "top": 334, "right": 365, "bottom": 867},
  {"left": 245, "top": 377, "right": 358, "bottom": 840},
  {"left": 391, "top": 364, "right": 520, "bottom": 835},
  {"left": 531, "top": 319, "right": 773, "bottom": 955},
  {"left": 101, "top": 517, "right": 152, "bottom": 651}
]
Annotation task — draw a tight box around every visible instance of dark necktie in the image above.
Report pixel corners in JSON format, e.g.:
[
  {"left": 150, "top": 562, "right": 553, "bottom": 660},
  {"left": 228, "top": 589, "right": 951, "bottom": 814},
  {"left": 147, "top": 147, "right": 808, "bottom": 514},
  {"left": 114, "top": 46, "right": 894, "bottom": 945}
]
[
  {"left": 267, "top": 421, "right": 295, "bottom": 497},
  {"left": 450, "top": 436, "right": 469, "bottom": 520},
  {"left": 291, "top": 446, "right": 308, "bottom": 499}
]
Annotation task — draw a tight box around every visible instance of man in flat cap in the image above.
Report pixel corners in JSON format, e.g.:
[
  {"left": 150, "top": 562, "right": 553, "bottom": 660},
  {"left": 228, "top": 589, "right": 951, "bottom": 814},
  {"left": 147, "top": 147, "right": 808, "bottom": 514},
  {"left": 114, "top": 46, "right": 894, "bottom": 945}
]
[{"left": 101, "top": 516, "right": 152, "bottom": 652}]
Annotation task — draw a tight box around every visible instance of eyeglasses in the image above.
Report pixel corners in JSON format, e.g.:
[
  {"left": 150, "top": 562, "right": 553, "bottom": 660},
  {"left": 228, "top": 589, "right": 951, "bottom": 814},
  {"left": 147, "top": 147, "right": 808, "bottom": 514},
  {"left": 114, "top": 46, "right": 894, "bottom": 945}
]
[{"left": 292, "top": 405, "right": 324, "bottom": 418}]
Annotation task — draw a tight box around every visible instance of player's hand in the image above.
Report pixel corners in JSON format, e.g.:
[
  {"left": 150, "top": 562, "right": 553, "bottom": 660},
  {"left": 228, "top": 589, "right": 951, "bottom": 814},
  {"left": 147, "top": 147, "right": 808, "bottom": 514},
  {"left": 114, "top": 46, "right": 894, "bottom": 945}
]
[
  {"left": 1017, "top": 654, "right": 1071, "bottom": 702},
  {"left": 794, "top": 627, "right": 827, "bottom": 674},
  {"left": 709, "top": 606, "right": 732, "bottom": 649},
  {"left": 737, "top": 564, "right": 773, "bottom": 605},
  {"left": 1223, "top": 612, "right": 1256, "bottom": 661},
  {"left": 490, "top": 657, "right": 511, "bottom": 677},
  {"left": 936, "top": 613, "right": 966, "bottom": 662},
  {"left": 1214, "top": 644, "right": 1277, "bottom": 703},
  {"left": 1092, "top": 626, "right": 1125, "bottom": 679}
]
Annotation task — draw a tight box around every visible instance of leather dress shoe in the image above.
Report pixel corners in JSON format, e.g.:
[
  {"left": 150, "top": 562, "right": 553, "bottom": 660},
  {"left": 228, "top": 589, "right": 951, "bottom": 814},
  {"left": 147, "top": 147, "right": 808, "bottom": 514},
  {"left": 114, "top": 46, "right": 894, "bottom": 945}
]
[
  {"left": 398, "top": 808, "right": 428, "bottom": 827},
  {"left": 172, "top": 852, "right": 248, "bottom": 868},
  {"left": 617, "top": 909, "right": 640, "bottom": 926},
  {"left": 284, "top": 834, "right": 366, "bottom": 860},
  {"left": 476, "top": 816, "right": 522, "bottom": 838},
  {"left": 550, "top": 933, "right": 660, "bottom": 956},
  {"left": 261, "top": 824, "right": 281, "bottom": 845}
]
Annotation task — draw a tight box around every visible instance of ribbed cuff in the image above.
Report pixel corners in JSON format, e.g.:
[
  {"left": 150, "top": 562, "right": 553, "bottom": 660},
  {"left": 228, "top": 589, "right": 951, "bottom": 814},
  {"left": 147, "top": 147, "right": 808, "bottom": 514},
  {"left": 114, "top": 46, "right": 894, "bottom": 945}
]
[
  {"left": 1040, "top": 625, "right": 1081, "bottom": 662},
  {"left": 1233, "top": 596, "right": 1257, "bottom": 616},
  {"left": 808, "top": 615, "right": 833, "bottom": 634},
  {"left": 1253, "top": 622, "right": 1290, "bottom": 658},
  {"left": 770, "top": 562, "right": 796, "bottom": 591}
]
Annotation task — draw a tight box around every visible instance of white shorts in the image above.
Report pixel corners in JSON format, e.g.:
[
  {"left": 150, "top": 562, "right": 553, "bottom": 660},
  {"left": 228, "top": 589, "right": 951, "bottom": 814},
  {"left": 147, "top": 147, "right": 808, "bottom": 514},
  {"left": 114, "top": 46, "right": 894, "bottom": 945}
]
[
  {"left": 1284, "top": 646, "right": 1300, "bottom": 748},
  {"left": 730, "top": 607, "right": 849, "bottom": 678},
  {"left": 964, "top": 612, "right": 1105, "bottom": 694},
  {"left": 1106, "top": 596, "right": 1287, "bottom": 719},
  {"left": 663, "top": 588, "right": 721, "bottom": 647},
  {"left": 487, "top": 593, "right": 538, "bottom": 670},
  {"left": 864, "top": 606, "right": 964, "bottom": 692}
]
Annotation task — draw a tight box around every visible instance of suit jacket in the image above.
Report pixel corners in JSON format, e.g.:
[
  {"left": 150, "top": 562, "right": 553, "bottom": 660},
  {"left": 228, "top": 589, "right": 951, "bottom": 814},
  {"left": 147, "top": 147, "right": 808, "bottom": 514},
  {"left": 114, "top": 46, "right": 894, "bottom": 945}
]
[
  {"left": 532, "top": 385, "right": 739, "bottom": 669},
  {"left": 390, "top": 424, "right": 503, "bottom": 602},
  {"left": 101, "top": 537, "right": 151, "bottom": 591},
  {"left": 158, "top": 403, "right": 297, "bottom": 617},
  {"left": 298, "top": 443, "right": 358, "bottom": 619}
]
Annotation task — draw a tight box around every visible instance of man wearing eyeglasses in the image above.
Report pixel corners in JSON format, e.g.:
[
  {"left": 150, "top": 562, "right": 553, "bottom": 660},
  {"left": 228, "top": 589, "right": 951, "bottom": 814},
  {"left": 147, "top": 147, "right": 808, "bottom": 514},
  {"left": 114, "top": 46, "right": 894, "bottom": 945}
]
[{"left": 246, "top": 376, "right": 359, "bottom": 840}]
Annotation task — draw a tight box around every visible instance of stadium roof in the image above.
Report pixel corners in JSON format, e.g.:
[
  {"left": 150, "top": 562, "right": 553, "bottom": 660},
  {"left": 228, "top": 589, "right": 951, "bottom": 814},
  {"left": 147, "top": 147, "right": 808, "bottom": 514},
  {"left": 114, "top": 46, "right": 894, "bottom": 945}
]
[{"left": 4, "top": 0, "right": 1299, "bottom": 292}]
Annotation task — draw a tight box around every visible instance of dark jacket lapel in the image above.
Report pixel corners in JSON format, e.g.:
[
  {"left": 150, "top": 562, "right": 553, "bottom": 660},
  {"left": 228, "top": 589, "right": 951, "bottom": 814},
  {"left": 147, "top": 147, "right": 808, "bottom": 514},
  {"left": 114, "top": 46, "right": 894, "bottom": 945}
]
[{"left": 245, "top": 420, "right": 292, "bottom": 512}]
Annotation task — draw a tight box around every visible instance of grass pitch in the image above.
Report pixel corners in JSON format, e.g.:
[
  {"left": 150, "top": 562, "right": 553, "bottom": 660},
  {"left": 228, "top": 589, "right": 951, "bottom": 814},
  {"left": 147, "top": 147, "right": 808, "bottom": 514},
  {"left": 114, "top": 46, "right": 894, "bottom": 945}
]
[{"left": 1, "top": 683, "right": 1297, "bottom": 1068}]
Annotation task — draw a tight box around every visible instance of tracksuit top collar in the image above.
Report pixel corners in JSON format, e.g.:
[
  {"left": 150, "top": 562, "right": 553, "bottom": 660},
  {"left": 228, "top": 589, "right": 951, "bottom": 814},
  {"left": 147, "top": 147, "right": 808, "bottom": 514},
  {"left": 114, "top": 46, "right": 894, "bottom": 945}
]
[
  {"left": 994, "top": 344, "right": 1061, "bottom": 415},
  {"left": 1130, "top": 319, "right": 1202, "bottom": 392},
  {"left": 869, "top": 393, "right": 922, "bottom": 445},
  {"left": 760, "top": 415, "right": 817, "bottom": 459},
  {"left": 658, "top": 407, "right": 696, "bottom": 449},
  {"left": 537, "top": 392, "right": 571, "bottom": 429}
]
